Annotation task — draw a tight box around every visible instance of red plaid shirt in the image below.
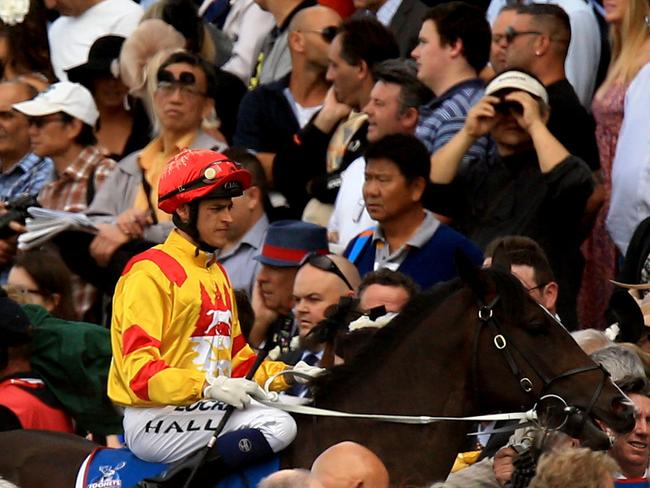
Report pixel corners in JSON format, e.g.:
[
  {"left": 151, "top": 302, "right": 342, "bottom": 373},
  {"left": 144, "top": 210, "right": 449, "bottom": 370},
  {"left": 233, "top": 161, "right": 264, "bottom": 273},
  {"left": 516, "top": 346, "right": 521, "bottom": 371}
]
[{"left": 38, "top": 146, "right": 116, "bottom": 320}]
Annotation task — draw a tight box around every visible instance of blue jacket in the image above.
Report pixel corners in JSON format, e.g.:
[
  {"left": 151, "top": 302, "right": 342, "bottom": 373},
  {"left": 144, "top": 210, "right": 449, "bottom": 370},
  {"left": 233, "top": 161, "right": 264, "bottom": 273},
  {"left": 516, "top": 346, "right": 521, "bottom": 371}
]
[{"left": 344, "top": 224, "right": 483, "bottom": 291}]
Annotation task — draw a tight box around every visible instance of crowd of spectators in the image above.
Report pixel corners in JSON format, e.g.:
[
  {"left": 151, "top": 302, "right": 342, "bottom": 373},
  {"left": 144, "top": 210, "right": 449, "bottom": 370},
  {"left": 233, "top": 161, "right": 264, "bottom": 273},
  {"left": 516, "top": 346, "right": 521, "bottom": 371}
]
[{"left": 2, "top": 0, "right": 650, "bottom": 485}]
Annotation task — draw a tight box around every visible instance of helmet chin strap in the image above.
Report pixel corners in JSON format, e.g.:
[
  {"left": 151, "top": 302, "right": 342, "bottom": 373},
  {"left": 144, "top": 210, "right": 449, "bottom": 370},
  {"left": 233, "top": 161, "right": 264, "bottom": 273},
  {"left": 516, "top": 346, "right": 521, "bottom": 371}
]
[{"left": 172, "top": 201, "right": 218, "bottom": 254}]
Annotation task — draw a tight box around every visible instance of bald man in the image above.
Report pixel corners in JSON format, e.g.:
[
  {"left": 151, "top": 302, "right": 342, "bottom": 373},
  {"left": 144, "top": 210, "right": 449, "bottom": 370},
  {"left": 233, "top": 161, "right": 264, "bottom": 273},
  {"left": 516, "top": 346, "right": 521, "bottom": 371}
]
[
  {"left": 279, "top": 254, "right": 360, "bottom": 396},
  {"left": 234, "top": 5, "right": 342, "bottom": 189},
  {"left": 259, "top": 469, "right": 325, "bottom": 488},
  {"left": 311, "top": 441, "right": 390, "bottom": 488},
  {"left": 292, "top": 254, "right": 360, "bottom": 352}
]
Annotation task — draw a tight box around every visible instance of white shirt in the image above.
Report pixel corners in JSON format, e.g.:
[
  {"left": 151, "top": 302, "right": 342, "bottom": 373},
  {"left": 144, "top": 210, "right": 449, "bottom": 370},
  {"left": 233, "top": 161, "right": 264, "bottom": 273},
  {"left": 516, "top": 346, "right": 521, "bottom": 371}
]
[
  {"left": 221, "top": 0, "right": 275, "bottom": 84},
  {"left": 486, "top": 0, "right": 601, "bottom": 108},
  {"left": 328, "top": 156, "right": 376, "bottom": 254},
  {"left": 606, "top": 62, "right": 650, "bottom": 255},
  {"left": 376, "top": 0, "right": 402, "bottom": 26},
  {"left": 283, "top": 88, "right": 322, "bottom": 128},
  {"left": 48, "top": 0, "right": 143, "bottom": 81}
]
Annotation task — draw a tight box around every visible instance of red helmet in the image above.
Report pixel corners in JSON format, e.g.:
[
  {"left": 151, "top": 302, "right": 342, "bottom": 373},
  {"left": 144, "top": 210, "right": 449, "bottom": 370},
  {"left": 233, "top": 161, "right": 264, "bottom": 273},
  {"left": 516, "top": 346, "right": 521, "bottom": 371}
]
[{"left": 158, "top": 149, "right": 252, "bottom": 214}]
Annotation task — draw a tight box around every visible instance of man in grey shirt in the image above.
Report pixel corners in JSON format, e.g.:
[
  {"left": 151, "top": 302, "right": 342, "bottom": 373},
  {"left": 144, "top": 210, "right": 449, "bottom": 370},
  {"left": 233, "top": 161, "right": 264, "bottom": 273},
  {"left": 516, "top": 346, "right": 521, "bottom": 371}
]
[{"left": 218, "top": 149, "right": 270, "bottom": 296}]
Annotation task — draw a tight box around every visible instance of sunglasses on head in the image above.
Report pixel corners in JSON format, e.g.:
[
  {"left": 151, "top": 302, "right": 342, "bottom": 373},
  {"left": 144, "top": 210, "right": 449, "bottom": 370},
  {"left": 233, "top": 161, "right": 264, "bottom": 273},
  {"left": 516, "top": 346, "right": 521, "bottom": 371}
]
[{"left": 301, "top": 253, "right": 354, "bottom": 291}]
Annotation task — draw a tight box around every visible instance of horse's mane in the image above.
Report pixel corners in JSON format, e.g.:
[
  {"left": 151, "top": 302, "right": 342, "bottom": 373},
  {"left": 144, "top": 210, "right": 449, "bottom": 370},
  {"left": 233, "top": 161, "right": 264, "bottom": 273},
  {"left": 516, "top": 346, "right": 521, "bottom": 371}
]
[
  {"left": 312, "top": 267, "right": 528, "bottom": 400},
  {"left": 312, "top": 278, "right": 463, "bottom": 399}
]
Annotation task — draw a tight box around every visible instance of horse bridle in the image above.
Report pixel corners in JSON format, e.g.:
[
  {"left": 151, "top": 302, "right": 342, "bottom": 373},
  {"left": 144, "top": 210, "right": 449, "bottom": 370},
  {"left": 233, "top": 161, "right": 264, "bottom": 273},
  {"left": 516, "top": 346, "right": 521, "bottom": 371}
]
[{"left": 471, "top": 295, "right": 610, "bottom": 431}]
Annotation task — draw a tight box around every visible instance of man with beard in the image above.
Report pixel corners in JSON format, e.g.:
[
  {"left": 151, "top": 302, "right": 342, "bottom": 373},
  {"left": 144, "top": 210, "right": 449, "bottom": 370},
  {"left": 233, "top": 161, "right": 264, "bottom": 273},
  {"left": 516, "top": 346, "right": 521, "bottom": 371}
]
[{"left": 234, "top": 5, "right": 342, "bottom": 194}]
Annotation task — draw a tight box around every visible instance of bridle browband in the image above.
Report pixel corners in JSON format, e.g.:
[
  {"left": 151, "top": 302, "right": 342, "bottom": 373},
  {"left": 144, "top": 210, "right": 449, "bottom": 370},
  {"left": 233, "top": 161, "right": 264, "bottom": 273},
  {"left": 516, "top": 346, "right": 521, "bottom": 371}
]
[{"left": 471, "top": 295, "right": 609, "bottom": 429}]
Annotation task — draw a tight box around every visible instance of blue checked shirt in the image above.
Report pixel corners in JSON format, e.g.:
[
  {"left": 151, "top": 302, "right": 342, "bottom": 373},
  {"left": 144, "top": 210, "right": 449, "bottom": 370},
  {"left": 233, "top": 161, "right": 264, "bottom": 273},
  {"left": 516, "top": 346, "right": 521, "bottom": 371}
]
[
  {"left": 416, "top": 78, "right": 491, "bottom": 166},
  {"left": 0, "top": 152, "right": 53, "bottom": 203}
]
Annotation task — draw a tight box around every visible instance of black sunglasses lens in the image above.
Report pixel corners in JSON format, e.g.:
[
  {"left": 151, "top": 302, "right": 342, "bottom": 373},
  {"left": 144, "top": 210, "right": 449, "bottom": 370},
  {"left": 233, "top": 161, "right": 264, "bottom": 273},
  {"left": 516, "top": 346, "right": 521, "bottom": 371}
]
[
  {"left": 178, "top": 71, "right": 197, "bottom": 85},
  {"left": 322, "top": 26, "right": 338, "bottom": 43},
  {"left": 309, "top": 254, "right": 331, "bottom": 271}
]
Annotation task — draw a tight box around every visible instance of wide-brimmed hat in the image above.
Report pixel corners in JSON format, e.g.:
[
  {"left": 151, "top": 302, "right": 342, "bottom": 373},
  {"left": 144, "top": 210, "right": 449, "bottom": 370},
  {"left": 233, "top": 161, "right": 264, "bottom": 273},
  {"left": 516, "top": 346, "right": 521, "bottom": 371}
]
[
  {"left": 66, "top": 35, "right": 125, "bottom": 88},
  {"left": 13, "top": 81, "right": 99, "bottom": 126},
  {"left": 606, "top": 280, "right": 650, "bottom": 343},
  {"left": 255, "top": 221, "right": 329, "bottom": 267}
]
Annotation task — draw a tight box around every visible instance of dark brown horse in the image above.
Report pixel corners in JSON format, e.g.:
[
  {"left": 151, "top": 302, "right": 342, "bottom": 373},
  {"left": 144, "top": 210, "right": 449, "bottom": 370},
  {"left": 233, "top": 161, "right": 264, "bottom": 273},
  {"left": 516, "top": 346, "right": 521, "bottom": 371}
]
[{"left": 0, "top": 258, "right": 635, "bottom": 487}]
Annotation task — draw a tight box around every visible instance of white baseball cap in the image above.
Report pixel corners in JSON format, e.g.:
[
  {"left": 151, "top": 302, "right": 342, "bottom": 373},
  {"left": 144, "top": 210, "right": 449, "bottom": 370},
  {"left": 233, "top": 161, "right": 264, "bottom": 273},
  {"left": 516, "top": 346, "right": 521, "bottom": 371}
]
[
  {"left": 485, "top": 70, "right": 549, "bottom": 105},
  {"left": 13, "top": 81, "right": 99, "bottom": 126}
]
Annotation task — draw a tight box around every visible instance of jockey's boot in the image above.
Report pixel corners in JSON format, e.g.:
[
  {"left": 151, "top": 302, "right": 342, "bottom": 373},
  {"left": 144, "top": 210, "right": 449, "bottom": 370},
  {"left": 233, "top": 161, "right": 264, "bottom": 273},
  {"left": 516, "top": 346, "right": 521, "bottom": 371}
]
[{"left": 188, "top": 428, "right": 275, "bottom": 488}]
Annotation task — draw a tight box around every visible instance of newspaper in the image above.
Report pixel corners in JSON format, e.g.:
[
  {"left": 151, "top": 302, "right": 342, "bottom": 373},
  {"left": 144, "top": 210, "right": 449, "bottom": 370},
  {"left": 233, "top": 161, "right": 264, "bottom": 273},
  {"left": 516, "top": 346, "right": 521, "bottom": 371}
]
[{"left": 18, "top": 207, "right": 98, "bottom": 250}]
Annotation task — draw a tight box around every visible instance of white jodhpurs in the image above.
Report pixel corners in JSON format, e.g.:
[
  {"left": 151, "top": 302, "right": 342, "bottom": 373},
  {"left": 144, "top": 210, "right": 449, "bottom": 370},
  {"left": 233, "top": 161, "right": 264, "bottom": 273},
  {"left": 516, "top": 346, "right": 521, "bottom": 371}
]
[{"left": 123, "top": 399, "right": 297, "bottom": 463}]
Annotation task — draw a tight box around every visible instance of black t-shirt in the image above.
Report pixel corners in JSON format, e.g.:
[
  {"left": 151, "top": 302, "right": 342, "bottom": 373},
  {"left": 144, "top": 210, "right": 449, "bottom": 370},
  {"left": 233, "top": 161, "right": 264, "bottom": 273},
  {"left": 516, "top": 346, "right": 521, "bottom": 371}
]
[
  {"left": 546, "top": 79, "right": 600, "bottom": 172},
  {"left": 430, "top": 151, "right": 594, "bottom": 328}
]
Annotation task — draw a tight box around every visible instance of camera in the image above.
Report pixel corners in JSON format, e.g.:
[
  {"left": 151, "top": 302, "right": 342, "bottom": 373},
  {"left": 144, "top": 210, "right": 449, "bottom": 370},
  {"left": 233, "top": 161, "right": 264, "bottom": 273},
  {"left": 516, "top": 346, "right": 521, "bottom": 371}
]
[{"left": 0, "top": 194, "right": 40, "bottom": 239}]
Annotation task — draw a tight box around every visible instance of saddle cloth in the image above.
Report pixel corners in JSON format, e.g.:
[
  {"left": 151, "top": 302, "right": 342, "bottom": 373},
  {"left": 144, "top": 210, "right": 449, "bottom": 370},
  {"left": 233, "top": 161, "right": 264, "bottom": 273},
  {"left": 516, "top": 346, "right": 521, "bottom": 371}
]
[
  {"left": 75, "top": 447, "right": 280, "bottom": 488},
  {"left": 615, "top": 479, "right": 650, "bottom": 487}
]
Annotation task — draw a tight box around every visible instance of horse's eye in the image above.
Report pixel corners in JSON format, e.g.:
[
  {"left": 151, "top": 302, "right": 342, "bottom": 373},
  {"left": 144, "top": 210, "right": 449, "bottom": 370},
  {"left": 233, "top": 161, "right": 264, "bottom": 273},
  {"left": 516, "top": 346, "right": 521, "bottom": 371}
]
[{"left": 525, "top": 319, "right": 548, "bottom": 335}]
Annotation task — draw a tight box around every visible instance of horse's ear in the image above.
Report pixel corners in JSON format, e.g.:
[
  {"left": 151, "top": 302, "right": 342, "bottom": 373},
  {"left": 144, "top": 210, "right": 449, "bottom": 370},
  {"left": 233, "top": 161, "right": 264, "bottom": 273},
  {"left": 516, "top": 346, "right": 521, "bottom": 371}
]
[
  {"left": 489, "top": 242, "right": 512, "bottom": 273},
  {"left": 455, "top": 249, "right": 488, "bottom": 299}
]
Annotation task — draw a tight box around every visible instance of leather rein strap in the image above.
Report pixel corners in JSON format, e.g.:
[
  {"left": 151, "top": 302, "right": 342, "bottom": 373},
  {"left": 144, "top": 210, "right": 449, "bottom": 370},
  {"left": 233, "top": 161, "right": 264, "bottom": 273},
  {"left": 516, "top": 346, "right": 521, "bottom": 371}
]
[{"left": 472, "top": 295, "right": 608, "bottom": 423}]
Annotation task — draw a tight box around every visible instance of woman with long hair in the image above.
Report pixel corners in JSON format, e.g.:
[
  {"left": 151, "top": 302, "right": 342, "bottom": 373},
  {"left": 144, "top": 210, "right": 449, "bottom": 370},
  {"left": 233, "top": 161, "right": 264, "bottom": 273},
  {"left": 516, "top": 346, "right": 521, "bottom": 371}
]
[
  {"left": 578, "top": 0, "right": 650, "bottom": 329},
  {"left": 0, "top": 0, "right": 54, "bottom": 90}
]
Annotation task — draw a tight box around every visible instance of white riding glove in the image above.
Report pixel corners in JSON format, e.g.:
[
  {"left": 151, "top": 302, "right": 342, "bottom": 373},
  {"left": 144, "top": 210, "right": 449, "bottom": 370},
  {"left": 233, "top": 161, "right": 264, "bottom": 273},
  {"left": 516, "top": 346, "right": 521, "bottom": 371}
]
[
  {"left": 292, "top": 361, "right": 326, "bottom": 385},
  {"left": 203, "top": 375, "right": 267, "bottom": 409}
]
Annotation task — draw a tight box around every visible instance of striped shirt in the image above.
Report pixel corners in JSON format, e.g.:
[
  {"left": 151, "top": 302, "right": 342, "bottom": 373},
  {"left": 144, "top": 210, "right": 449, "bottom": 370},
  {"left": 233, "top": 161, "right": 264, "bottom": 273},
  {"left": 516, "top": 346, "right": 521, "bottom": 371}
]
[
  {"left": 416, "top": 78, "right": 491, "bottom": 165},
  {"left": 0, "top": 153, "right": 53, "bottom": 203},
  {"left": 38, "top": 145, "right": 116, "bottom": 212},
  {"left": 38, "top": 145, "right": 117, "bottom": 320}
]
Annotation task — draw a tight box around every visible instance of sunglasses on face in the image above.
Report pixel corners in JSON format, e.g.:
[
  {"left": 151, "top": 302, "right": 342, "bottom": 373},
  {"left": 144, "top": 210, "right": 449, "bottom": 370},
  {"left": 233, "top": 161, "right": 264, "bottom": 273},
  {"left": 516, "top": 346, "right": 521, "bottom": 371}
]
[
  {"left": 27, "top": 116, "right": 67, "bottom": 128},
  {"left": 503, "top": 26, "right": 543, "bottom": 44},
  {"left": 156, "top": 70, "right": 207, "bottom": 98},
  {"left": 299, "top": 25, "right": 338, "bottom": 43},
  {"left": 301, "top": 253, "right": 354, "bottom": 291}
]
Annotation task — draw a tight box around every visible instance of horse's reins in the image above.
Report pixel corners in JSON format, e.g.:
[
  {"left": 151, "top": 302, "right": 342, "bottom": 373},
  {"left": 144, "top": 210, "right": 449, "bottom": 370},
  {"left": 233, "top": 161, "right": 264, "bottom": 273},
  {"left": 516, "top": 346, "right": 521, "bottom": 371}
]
[
  {"left": 259, "top": 295, "right": 608, "bottom": 428},
  {"left": 260, "top": 367, "right": 537, "bottom": 424},
  {"left": 472, "top": 295, "right": 609, "bottom": 430}
]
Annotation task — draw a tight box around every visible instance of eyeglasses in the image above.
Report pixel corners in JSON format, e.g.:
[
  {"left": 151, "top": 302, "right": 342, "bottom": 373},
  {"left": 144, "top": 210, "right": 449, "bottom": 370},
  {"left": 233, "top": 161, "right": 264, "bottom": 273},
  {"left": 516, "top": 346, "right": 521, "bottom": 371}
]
[
  {"left": 526, "top": 282, "right": 548, "bottom": 293},
  {"left": 0, "top": 109, "right": 19, "bottom": 121},
  {"left": 4, "top": 284, "right": 47, "bottom": 298},
  {"left": 298, "top": 26, "right": 338, "bottom": 43},
  {"left": 301, "top": 253, "right": 354, "bottom": 291},
  {"left": 27, "top": 116, "right": 66, "bottom": 128},
  {"left": 504, "top": 26, "right": 543, "bottom": 44}
]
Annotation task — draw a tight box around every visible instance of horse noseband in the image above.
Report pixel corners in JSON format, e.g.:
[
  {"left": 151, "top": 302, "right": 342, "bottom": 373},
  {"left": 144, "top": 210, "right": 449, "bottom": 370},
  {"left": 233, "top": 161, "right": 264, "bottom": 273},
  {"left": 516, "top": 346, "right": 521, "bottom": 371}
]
[{"left": 473, "top": 295, "right": 608, "bottom": 423}]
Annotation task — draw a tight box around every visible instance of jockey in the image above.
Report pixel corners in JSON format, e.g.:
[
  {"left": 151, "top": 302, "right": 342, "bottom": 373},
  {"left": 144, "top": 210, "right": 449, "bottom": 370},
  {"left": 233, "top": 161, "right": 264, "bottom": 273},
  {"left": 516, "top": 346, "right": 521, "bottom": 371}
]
[{"left": 107, "top": 149, "right": 297, "bottom": 473}]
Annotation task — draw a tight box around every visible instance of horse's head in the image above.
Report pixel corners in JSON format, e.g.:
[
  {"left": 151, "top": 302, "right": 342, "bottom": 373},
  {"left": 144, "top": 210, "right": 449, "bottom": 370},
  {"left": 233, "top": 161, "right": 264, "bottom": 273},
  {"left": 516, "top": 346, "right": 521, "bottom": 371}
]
[{"left": 456, "top": 252, "right": 635, "bottom": 447}]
